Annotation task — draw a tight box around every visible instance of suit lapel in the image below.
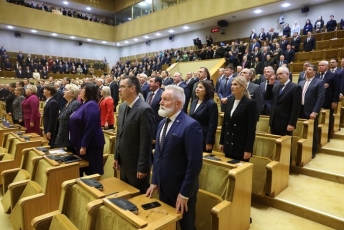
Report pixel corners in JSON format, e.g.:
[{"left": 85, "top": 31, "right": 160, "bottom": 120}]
[
  {"left": 191, "top": 100, "right": 206, "bottom": 116},
  {"left": 279, "top": 82, "right": 292, "bottom": 97},
  {"left": 232, "top": 96, "right": 246, "bottom": 118},
  {"left": 160, "top": 112, "right": 183, "bottom": 153}
]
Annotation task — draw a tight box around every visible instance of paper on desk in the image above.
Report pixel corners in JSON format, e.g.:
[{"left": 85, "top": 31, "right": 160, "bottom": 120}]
[{"left": 49, "top": 149, "right": 67, "bottom": 154}]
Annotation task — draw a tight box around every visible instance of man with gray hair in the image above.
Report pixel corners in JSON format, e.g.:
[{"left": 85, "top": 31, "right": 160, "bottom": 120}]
[
  {"left": 265, "top": 66, "right": 302, "bottom": 135},
  {"left": 173, "top": 72, "right": 190, "bottom": 112},
  {"left": 260, "top": 66, "right": 277, "bottom": 115},
  {"left": 146, "top": 85, "right": 203, "bottom": 230},
  {"left": 138, "top": 73, "right": 150, "bottom": 100}
]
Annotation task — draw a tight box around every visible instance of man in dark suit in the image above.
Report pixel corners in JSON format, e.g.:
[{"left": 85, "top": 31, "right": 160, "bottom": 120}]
[
  {"left": 15, "top": 66, "right": 24, "bottom": 79},
  {"left": 316, "top": 61, "right": 340, "bottom": 140},
  {"left": 249, "top": 29, "right": 257, "bottom": 41},
  {"left": 329, "top": 58, "right": 344, "bottom": 99},
  {"left": 41, "top": 67, "right": 48, "bottom": 79},
  {"left": 186, "top": 72, "right": 198, "bottom": 96},
  {"left": 265, "top": 66, "right": 302, "bottom": 135},
  {"left": 250, "top": 39, "right": 260, "bottom": 52},
  {"left": 284, "top": 45, "right": 295, "bottom": 64},
  {"left": 258, "top": 28, "right": 266, "bottom": 45},
  {"left": 241, "top": 68, "right": 264, "bottom": 119},
  {"left": 43, "top": 85, "right": 59, "bottom": 145},
  {"left": 40, "top": 55, "right": 47, "bottom": 66},
  {"left": 106, "top": 74, "right": 119, "bottom": 111},
  {"left": 291, "top": 32, "right": 301, "bottom": 53},
  {"left": 217, "top": 66, "right": 234, "bottom": 112},
  {"left": 303, "top": 32, "right": 316, "bottom": 52},
  {"left": 146, "top": 85, "right": 203, "bottom": 230},
  {"left": 260, "top": 66, "right": 277, "bottom": 115},
  {"left": 215, "top": 68, "right": 225, "bottom": 93},
  {"left": 299, "top": 65, "right": 325, "bottom": 158},
  {"left": 275, "top": 55, "right": 288, "bottom": 72},
  {"left": 279, "top": 36, "right": 289, "bottom": 52},
  {"left": 173, "top": 72, "right": 190, "bottom": 113},
  {"left": 161, "top": 70, "right": 173, "bottom": 88},
  {"left": 266, "top": 27, "right": 278, "bottom": 44},
  {"left": 23, "top": 66, "right": 32, "bottom": 78},
  {"left": 146, "top": 76, "right": 164, "bottom": 137},
  {"left": 241, "top": 56, "right": 251, "bottom": 69},
  {"left": 17, "top": 51, "right": 24, "bottom": 66},
  {"left": 138, "top": 73, "right": 150, "bottom": 100},
  {"left": 115, "top": 76, "right": 154, "bottom": 194}
]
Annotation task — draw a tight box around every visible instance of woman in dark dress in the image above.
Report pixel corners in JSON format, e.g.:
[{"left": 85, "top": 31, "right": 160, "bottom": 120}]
[
  {"left": 12, "top": 87, "right": 25, "bottom": 126},
  {"left": 51, "top": 84, "right": 80, "bottom": 150},
  {"left": 69, "top": 83, "right": 105, "bottom": 175},
  {"left": 220, "top": 76, "right": 257, "bottom": 161},
  {"left": 5, "top": 83, "right": 16, "bottom": 122},
  {"left": 303, "top": 19, "right": 313, "bottom": 35},
  {"left": 189, "top": 81, "right": 218, "bottom": 153}
]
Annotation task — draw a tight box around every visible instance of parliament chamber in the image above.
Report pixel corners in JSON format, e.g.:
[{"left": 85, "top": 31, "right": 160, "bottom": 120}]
[{"left": 1, "top": 0, "right": 344, "bottom": 229}]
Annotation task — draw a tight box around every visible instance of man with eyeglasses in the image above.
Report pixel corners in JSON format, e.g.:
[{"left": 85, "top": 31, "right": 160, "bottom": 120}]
[
  {"left": 114, "top": 76, "right": 154, "bottom": 194},
  {"left": 265, "top": 66, "right": 302, "bottom": 135},
  {"left": 329, "top": 58, "right": 344, "bottom": 99}
]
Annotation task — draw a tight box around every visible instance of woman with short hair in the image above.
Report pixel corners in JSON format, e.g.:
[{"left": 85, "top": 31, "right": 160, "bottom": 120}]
[
  {"left": 98, "top": 86, "right": 114, "bottom": 130},
  {"left": 69, "top": 83, "right": 105, "bottom": 175},
  {"left": 12, "top": 87, "right": 25, "bottom": 126},
  {"left": 22, "top": 84, "right": 41, "bottom": 134}
]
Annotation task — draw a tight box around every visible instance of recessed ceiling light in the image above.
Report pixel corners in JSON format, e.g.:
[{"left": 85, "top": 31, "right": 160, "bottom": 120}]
[
  {"left": 51, "top": 33, "right": 57, "bottom": 36},
  {"left": 87, "top": 39, "right": 92, "bottom": 41},
  {"left": 117, "top": 43, "right": 121, "bottom": 46},
  {"left": 155, "top": 33, "right": 161, "bottom": 36},
  {"left": 63, "top": 1, "right": 68, "bottom": 5},
  {"left": 182, "top": 26, "right": 189, "bottom": 30},
  {"left": 31, "top": 30, "right": 37, "bottom": 33},
  {"left": 168, "top": 30, "right": 174, "bottom": 33},
  {"left": 86, "top": 7, "right": 91, "bottom": 11},
  {"left": 281, "top": 3, "right": 290, "bottom": 7},
  {"left": 102, "top": 41, "right": 107, "bottom": 44},
  {"left": 133, "top": 38, "right": 138, "bottom": 41},
  {"left": 144, "top": 36, "right": 149, "bottom": 39},
  {"left": 254, "top": 9, "right": 262, "bottom": 14},
  {"left": 139, "top": 2, "right": 146, "bottom": 6},
  {"left": 128, "top": 18, "right": 132, "bottom": 20},
  {"left": 7, "top": 25, "right": 14, "bottom": 29},
  {"left": 124, "top": 41, "right": 129, "bottom": 43},
  {"left": 70, "top": 36, "right": 75, "bottom": 39}
]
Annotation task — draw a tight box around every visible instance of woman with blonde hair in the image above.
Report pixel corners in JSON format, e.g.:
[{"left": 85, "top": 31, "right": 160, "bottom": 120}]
[
  {"left": 98, "top": 86, "right": 114, "bottom": 129},
  {"left": 22, "top": 84, "right": 41, "bottom": 134},
  {"left": 219, "top": 76, "right": 257, "bottom": 161}
]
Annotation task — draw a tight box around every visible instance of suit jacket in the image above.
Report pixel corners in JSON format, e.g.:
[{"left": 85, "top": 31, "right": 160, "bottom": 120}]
[
  {"left": 265, "top": 81, "right": 302, "bottom": 135},
  {"left": 24, "top": 70, "right": 32, "bottom": 79},
  {"left": 15, "top": 70, "right": 24, "bottom": 78},
  {"left": 189, "top": 99, "right": 218, "bottom": 146},
  {"left": 316, "top": 71, "right": 340, "bottom": 108},
  {"left": 109, "top": 81, "right": 119, "bottom": 111},
  {"left": 146, "top": 88, "right": 164, "bottom": 137},
  {"left": 22, "top": 94, "right": 41, "bottom": 121},
  {"left": 280, "top": 40, "right": 289, "bottom": 51},
  {"left": 291, "top": 36, "right": 301, "bottom": 52},
  {"left": 247, "top": 82, "right": 264, "bottom": 119},
  {"left": 250, "top": 33, "right": 257, "bottom": 40},
  {"left": 141, "top": 82, "right": 150, "bottom": 100},
  {"left": 220, "top": 96, "right": 257, "bottom": 160},
  {"left": 266, "top": 32, "right": 278, "bottom": 42},
  {"left": 298, "top": 71, "right": 306, "bottom": 83},
  {"left": 43, "top": 97, "right": 59, "bottom": 134},
  {"left": 250, "top": 42, "right": 260, "bottom": 52},
  {"left": 299, "top": 78, "right": 325, "bottom": 117},
  {"left": 152, "top": 111, "right": 203, "bottom": 199},
  {"left": 258, "top": 32, "right": 266, "bottom": 41},
  {"left": 260, "top": 80, "right": 274, "bottom": 114},
  {"left": 162, "top": 77, "right": 173, "bottom": 86},
  {"left": 217, "top": 76, "right": 233, "bottom": 110},
  {"left": 241, "top": 60, "right": 251, "bottom": 68},
  {"left": 99, "top": 97, "right": 114, "bottom": 126},
  {"left": 303, "top": 36, "right": 316, "bottom": 52},
  {"left": 187, "top": 77, "right": 198, "bottom": 96},
  {"left": 177, "top": 82, "right": 190, "bottom": 113},
  {"left": 115, "top": 98, "right": 154, "bottom": 174},
  {"left": 284, "top": 49, "right": 295, "bottom": 63},
  {"left": 215, "top": 75, "right": 225, "bottom": 93}
]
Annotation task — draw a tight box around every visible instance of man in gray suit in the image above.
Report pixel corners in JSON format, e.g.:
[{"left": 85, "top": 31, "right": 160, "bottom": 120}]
[
  {"left": 241, "top": 68, "right": 264, "bottom": 120},
  {"left": 297, "top": 61, "right": 311, "bottom": 83},
  {"left": 114, "top": 76, "right": 155, "bottom": 194}
]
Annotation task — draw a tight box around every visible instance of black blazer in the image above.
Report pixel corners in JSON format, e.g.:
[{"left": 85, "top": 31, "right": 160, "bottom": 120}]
[
  {"left": 146, "top": 88, "right": 164, "bottom": 137},
  {"left": 43, "top": 97, "right": 59, "bottom": 135},
  {"left": 303, "top": 36, "right": 316, "bottom": 52},
  {"left": 265, "top": 82, "right": 302, "bottom": 135},
  {"left": 220, "top": 96, "right": 257, "bottom": 161},
  {"left": 315, "top": 71, "right": 340, "bottom": 109},
  {"left": 284, "top": 49, "right": 295, "bottom": 63},
  {"left": 189, "top": 99, "right": 218, "bottom": 146},
  {"left": 299, "top": 78, "right": 325, "bottom": 117}
]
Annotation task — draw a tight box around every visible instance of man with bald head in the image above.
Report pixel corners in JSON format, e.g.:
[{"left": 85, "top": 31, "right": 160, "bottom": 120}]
[{"left": 265, "top": 66, "right": 302, "bottom": 135}]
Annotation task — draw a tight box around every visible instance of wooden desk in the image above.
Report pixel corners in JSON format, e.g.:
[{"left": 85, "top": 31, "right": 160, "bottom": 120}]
[{"left": 100, "top": 177, "right": 140, "bottom": 197}]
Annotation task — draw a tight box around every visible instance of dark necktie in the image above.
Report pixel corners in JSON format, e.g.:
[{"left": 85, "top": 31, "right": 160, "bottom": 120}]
[
  {"left": 124, "top": 106, "right": 131, "bottom": 122},
  {"left": 160, "top": 118, "right": 171, "bottom": 151},
  {"left": 147, "top": 92, "right": 154, "bottom": 105},
  {"left": 320, "top": 73, "right": 324, "bottom": 80},
  {"left": 279, "top": 84, "right": 285, "bottom": 95}
]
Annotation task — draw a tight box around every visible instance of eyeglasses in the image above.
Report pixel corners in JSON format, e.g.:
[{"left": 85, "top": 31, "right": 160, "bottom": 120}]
[
  {"left": 146, "top": 209, "right": 168, "bottom": 219},
  {"left": 276, "top": 72, "right": 286, "bottom": 76},
  {"left": 119, "top": 85, "right": 129, "bottom": 89}
]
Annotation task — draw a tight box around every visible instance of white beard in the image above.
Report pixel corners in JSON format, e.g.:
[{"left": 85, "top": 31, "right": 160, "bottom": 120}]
[{"left": 158, "top": 106, "right": 174, "bottom": 118}]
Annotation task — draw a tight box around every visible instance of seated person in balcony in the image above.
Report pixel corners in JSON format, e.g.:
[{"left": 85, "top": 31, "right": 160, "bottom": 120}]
[
  {"left": 24, "top": 66, "right": 32, "bottom": 78},
  {"left": 57, "top": 62, "right": 64, "bottom": 74},
  {"left": 37, "top": 61, "right": 43, "bottom": 72},
  {"left": 32, "top": 68, "right": 40, "bottom": 80},
  {"left": 4, "top": 59, "right": 12, "bottom": 71},
  {"left": 326, "top": 15, "right": 337, "bottom": 32},
  {"left": 15, "top": 66, "right": 24, "bottom": 78}
]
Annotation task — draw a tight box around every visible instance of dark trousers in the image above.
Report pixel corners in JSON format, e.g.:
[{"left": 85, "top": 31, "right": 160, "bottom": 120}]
[
  {"left": 12, "top": 119, "right": 24, "bottom": 127},
  {"left": 120, "top": 167, "right": 150, "bottom": 194},
  {"left": 328, "top": 108, "right": 334, "bottom": 140},
  {"left": 299, "top": 106, "right": 318, "bottom": 155},
  {"left": 159, "top": 190, "right": 197, "bottom": 230}
]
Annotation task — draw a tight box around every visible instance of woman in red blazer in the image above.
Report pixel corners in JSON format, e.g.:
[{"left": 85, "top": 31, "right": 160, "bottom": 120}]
[
  {"left": 22, "top": 84, "right": 41, "bottom": 134},
  {"left": 98, "top": 86, "right": 114, "bottom": 129}
]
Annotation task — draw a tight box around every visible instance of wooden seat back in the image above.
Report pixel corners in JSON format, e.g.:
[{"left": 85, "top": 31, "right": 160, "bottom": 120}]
[
  {"left": 292, "top": 119, "right": 314, "bottom": 167},
  {"left": 256, "top": 115, "right": 270, "bottom": 134},
  {"left": 318, "top": 109, "right": 330, "bottom": 148}
]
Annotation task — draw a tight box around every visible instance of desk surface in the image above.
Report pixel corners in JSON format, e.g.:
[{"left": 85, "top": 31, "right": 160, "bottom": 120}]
[
  {"left": 128, "top": 194, "right": 182, "bottom": 223},
  {"left": 100, "top": 177, "right": 140, "bottom": 197}
]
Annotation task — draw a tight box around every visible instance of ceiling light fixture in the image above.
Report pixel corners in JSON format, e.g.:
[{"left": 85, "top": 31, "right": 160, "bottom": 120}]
[
  {"left": 31, "top": 30, "right": 37, "bottom": 33},
  {"left": 87, "top": 39, "right": 92, "bottom": 41},
  {"left": 281, "top": 3, "right": 290, "bottom": 7},
  {"left": 63, "top": 1, "right": 68, "bottom": 5},
  {"left": 168, "top": 30, "right": 174, "bottom": 33},
  {"left": 128, "top": 17, "right": 132, "bottom": 20},
  {"left": 182, "top": 26, "right": 189, "bottom": 30},
  {"left": 155, "top": 33, "right": 161, "bottom": 36},
  {"left": 254, "top": 9, "right": 262, "bottom": 14},
  {"left": 70, "top": 36, "right": 75, "bottom": 39},
  {"left": 139, "top": 2, "right": 146, "bottom": 6},
  {"left": 134, "top": 38, "right": 139, "bottom": 41},
  {"left": 144, "top": 36, "right": 149, "bottom": 39},
  {"left": 86, "top": 7, "right": 91, "bottom": 11},
  {"left": 51, "top": 33, "right": 57, "bottom": 36},
  {"left": 102, "top": 41, "right": 107, "bottom": 44},
  {"left": 124, "top": 41, "right": 129, "bottom": 43},
  {"left": 117, "top": 43, "right": 121, "bottom": 46},
  {"left": 7, "top": 25, "right": 14, "bottom": 29}
]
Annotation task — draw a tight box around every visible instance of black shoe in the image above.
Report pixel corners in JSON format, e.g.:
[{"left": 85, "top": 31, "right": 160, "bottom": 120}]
[
  {"left": 312, "top": 154, "right": 316, "bottom": 159},
  {"left": 250, "top": 217, "right": 252, "bottom": 224}
]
